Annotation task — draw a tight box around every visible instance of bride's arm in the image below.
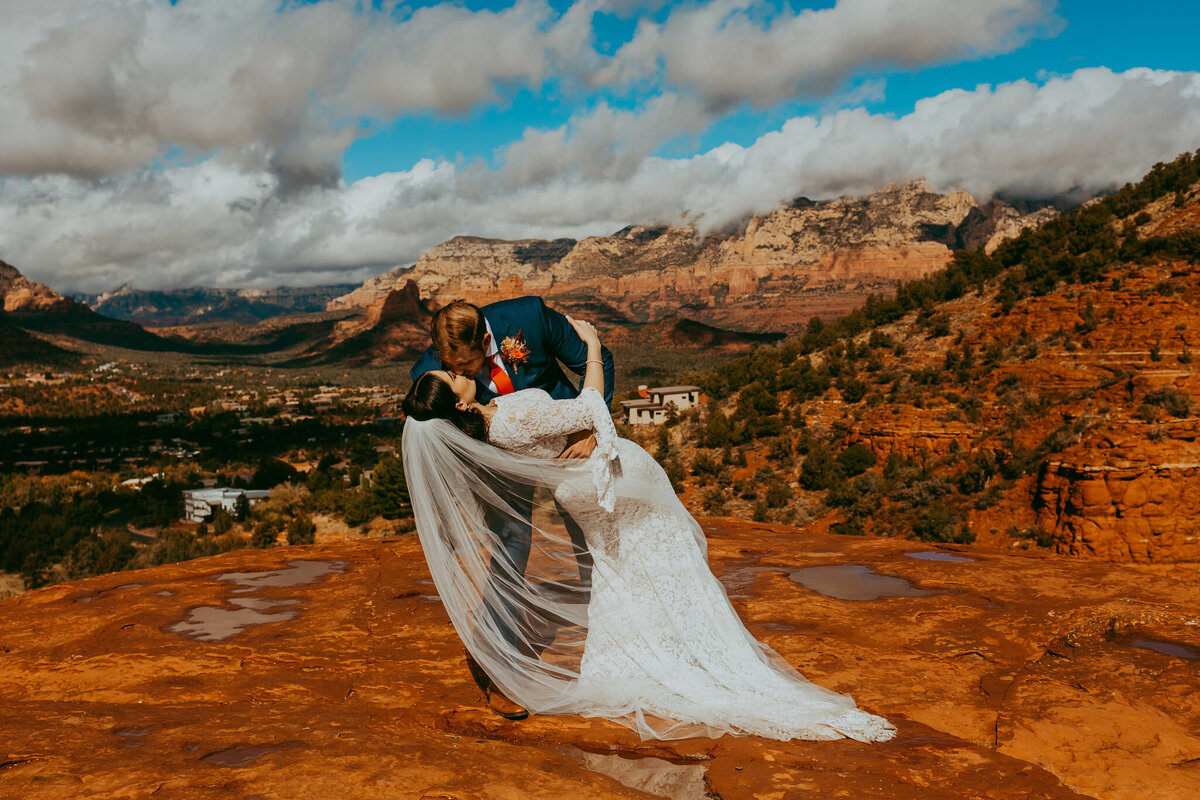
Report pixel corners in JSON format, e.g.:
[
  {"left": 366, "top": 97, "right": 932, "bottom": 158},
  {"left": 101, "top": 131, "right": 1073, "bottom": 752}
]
[
  {"left": 567, "top": 317, "right": 605, "bottom": 396},
  {"left": 557, "top": 318, "right": 605, "bottom": 459}
]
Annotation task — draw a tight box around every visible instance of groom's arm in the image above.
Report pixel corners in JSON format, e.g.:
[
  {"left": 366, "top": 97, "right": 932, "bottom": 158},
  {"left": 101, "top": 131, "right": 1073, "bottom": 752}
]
[{"left": 540, "top": 298, "right": 614, "bottom": 406}]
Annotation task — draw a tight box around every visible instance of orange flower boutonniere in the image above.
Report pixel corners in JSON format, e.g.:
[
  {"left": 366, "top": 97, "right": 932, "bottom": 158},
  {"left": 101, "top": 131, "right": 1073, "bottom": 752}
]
[{"left": 500, "top": 330, "right": 531, "bottom": 374}]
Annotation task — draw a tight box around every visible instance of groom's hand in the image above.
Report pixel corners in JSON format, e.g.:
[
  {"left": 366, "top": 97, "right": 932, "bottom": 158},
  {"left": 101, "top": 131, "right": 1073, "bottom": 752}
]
[{"left": 558, "top": 430, "right": 596, "bottom": 459}]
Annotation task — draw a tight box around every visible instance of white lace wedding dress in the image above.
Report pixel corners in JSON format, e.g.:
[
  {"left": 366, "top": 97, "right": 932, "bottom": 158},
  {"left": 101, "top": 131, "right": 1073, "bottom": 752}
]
[{"left": 477, "top": 387, "right": 896, "bottom": 743}]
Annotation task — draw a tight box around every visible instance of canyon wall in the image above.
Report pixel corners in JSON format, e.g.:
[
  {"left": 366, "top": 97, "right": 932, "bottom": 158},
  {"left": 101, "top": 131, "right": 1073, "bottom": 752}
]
[{"left": 330, "top": 181, "right": 1057, "bottom": 333}]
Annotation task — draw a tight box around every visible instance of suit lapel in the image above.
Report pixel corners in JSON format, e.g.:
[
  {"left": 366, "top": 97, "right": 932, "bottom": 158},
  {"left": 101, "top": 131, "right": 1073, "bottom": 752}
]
[
  {"left": 484, "top": 307, "right": 528, "bottom": 393},
  {"left": 481, "top": 308, "right": 516, "bottom": 398}
]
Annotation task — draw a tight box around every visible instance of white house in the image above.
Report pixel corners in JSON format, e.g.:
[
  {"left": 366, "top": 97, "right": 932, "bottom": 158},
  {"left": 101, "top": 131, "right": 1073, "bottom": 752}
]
[
  {"left": 649, "top": 385, "right": 701, "bottom": 411},
  {"left": 620, "top": 385, "right": 702, "bottom": 426},
  {"left": 182, "top": 488, "right": 272, "bottom": 523}
]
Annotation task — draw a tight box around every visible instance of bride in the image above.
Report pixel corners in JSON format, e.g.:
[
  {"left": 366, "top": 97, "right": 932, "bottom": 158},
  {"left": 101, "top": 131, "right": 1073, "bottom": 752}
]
[{"left": 400, "top": 317, "right": 895, "bottom": 743}]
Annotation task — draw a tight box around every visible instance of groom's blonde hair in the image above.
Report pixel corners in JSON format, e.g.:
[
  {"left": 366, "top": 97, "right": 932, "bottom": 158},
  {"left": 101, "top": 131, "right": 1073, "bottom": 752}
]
[{"left": 431, "top": 300, "right": 487, "bottom": 358}]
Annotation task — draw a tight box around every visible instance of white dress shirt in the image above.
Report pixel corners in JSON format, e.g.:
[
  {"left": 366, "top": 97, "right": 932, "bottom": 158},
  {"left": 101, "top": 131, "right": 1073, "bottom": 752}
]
[{"left": 477, "top": 319, "right": 511, "bottom": 394}]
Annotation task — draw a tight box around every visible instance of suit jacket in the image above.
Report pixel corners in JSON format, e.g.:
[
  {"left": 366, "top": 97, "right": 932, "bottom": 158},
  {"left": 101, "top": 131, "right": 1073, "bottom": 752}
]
[{"left": 410, "top": 296, "right": 615, "bottom": 407}]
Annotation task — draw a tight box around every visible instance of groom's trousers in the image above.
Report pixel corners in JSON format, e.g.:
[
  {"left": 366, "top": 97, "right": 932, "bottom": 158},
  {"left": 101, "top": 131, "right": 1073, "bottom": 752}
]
[{"left": 483, "top": 483, "right": 592, "bottom": 653}]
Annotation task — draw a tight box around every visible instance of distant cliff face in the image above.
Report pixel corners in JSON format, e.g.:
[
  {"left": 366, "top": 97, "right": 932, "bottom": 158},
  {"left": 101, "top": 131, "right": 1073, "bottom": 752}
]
[
  {"left": 0, "top": 260, "right": 73, "bottom": 312},
  {"left": 82, "top": 284, "right": 360, "bottom": 327},
  {"left": 329, "top": 181, "right": 1058, "bottom": 332}
]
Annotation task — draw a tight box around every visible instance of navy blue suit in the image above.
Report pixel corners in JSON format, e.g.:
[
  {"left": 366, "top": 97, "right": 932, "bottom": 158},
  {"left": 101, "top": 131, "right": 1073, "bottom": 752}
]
[
  {"left": 410, "top": 296, "right": 613, "bottom": 652},
  {"left": 410, "top": 295, "right": 615, "bottom": 407}
]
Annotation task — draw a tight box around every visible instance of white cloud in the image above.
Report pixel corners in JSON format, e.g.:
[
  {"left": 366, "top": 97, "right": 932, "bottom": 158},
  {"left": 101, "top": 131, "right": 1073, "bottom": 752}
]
[
  {"left": 0, "top": 0, "right": 1067, "bottom": 189},
  {"left": 3, "top": 67, "right": 1197, "bottom": 294},
  {"left": 593, "top": 0, "right": 1063, "bottom": 109},
  {"left": 0, "top": 0, "right": 596, "bottom": 185}
]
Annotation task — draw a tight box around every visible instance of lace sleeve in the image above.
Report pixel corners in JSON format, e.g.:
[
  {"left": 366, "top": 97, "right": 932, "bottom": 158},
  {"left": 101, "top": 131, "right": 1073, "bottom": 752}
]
[
  {"left": 579, "top": 387, "right": 622, "bottom": 512},
  {"left": 490, "top": 388, "right": 622, "bottom": 510},
  {"left": 494, "top": 389, "right": 597, "bottom": 443}
]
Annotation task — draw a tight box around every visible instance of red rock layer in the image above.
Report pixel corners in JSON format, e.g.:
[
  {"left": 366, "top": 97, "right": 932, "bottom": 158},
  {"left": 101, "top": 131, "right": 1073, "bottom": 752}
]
[
  {"left": 4, "top": 522, "right": 1196, "bottom": 798},
  {"left": 330, "top": 181, "right": 1055, "bottom": 333}
]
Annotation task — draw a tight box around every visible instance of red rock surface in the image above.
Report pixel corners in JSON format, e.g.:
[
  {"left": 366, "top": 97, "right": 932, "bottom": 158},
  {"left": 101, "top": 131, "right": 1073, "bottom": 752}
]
[{"left": 2, "top": 519, "right": 1196, "bottom": 799}]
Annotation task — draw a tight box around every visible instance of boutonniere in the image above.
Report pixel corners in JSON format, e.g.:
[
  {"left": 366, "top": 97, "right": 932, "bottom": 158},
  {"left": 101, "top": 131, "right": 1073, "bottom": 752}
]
[{"left": 500, "top": 330, "right": 531, "bottom": 374}]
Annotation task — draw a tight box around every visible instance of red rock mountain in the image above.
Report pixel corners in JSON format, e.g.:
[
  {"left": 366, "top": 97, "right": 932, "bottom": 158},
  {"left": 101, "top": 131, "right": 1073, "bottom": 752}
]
[
  {"left": 330, "top": 180, "right": 1057, "bottom": 333},
  {"left": 0, "top": 259, "right": 73, "bottom": 313},
  {"left": 289, "top": 279, "right": 436, "bottom": 366},
  {"left": 662, "top": 152, "right": 1200, "bottom": 566}
]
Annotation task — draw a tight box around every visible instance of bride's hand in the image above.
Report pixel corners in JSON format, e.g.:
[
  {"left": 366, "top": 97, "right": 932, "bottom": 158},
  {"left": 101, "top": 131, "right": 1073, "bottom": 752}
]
[{"left": 567, "top": 316, "right": 602, "bottom": 349}]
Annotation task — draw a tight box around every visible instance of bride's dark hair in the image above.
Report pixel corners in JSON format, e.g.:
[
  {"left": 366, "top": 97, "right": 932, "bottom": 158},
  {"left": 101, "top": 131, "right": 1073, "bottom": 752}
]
[{"left": 402, "top": 372, "right": 487, "bottom": 441}]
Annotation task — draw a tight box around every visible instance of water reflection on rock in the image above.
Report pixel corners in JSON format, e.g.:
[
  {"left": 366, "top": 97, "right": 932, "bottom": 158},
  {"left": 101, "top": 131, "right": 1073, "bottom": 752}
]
[
  {"left": 166, "top": 604, "right": 302, "bottom": 642},
  {"left": 790, "top": 565, "right": 932, "bottom": 601},
  {"left": 1122, "top": 637, "right": 1198, "bottom": 659},
  {"left": 219, "top": 560, "right": 347, "bottom": 593},
  {"left": 113, "top": 725, "right": 155, "bottom": 749},
  {"left": 164, "top": 560, "right": 346, "bottom": 642},
  {"left": 199, "top": 741, "right": 304, "bottom": 767},
  {"left": 905, "top": 551, "right": 976, "bottom": 563},
  {"left": 560, "top": 745, "right": 713, "bottom": 800},
  {"left": 75, "top": 583, "right": 145, "bottom": 603},
  {"left": 718, "top": 558, "right": 780, "bottom": 600}
]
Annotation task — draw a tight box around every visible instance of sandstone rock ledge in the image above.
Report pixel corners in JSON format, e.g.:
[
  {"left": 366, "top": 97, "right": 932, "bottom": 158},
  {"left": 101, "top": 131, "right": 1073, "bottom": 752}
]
[{"left": 1, "top": 520, "right": 1196, "bottom": 800}]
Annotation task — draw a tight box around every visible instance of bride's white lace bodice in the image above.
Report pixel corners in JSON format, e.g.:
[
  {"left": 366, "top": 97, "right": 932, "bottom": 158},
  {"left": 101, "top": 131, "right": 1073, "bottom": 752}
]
[
  {"left": 489, "top": 387, "right": 622, "bottom": 512},
  {"left": 481, "top": 386, "right": 895, "bottom": 743},
  {"left": 488, "top": 388, "right": 593, "bottom": 458}
]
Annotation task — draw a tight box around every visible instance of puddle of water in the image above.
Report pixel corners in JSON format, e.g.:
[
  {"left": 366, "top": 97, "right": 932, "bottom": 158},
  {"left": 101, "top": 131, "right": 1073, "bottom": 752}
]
[
  {"left": 790, "top": 565, "right": 932, "bottom": 601},
  {"left": 905, "top": 551, "right": 976, "bottom": 563},
  {"left": 718, "top": 564, "right": 780, "bottom": 600},
  {"left": 1124, "top": 638, "right": 1199, "bottom": 660},
  {"left": 113, "top": 724, "right": 154, "bottom": 748},
  {"left": 199, "top": 741, "right": 304, "bottom": 767},
  {"left": 560, "top": 746, "right": 712, "bottom": 800},
  {"left": 164, "top": 560, "right": 346, "bottom": 642},
  {"left": 228, "top": 597, "right": 301, "bottom": 611},
  {"left": 165, "top": 606, "right": 301, "bottom": 642},
  {"left": 219, "top": 560, "right": 347, "bottom": 593},
  {"left": 114, "top": 726, "right": 156, "bottom": 738},
  {"left": 75, "top": 583, "right": 146, "bottom": 603},
  {"left": 154, "top": 590, "right": 174, "bottom": 597}
]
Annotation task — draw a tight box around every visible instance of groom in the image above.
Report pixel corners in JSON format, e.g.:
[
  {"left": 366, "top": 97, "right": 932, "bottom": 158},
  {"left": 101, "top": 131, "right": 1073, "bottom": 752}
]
[{"left": 410, "top": 296, "right": 614, "bottom": 717}]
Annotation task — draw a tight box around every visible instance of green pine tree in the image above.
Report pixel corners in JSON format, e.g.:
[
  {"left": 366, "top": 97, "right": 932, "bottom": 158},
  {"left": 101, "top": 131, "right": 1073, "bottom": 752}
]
[{"left": 371, "top": 455, "right": 411, "bottom": 520}]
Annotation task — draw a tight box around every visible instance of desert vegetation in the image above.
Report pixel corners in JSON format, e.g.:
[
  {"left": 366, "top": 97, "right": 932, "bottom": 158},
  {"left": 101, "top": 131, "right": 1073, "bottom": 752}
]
[{"left": 644, "top": 150, "right": 1200, "bottom": 554}]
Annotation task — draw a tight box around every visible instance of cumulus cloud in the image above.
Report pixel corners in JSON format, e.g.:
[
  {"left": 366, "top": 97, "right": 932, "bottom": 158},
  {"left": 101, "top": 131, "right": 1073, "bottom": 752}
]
[
  {"left": 3, "top": 67, "right": 1197, "bottom": 294},
  {"left": 594, "top": 0, "right": 1063, "bottom": 109},
  {"left": 0, "top": 0, "right": 595, "bottom": 185},
  {"left": 0, "top": 0, "right": 1066, "bottom": 188}
]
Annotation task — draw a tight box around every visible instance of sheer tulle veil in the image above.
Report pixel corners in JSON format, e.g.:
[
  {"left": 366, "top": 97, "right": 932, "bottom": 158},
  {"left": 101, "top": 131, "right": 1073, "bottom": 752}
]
[
  {"left": 401, "top": 413, "right": 719, "bottom": 734},
  {"left": 401, "top": 416, "right": 608, "bottom": 714},
  {"left": 401, "top": 403, "right": 896, "bottom": 743}
]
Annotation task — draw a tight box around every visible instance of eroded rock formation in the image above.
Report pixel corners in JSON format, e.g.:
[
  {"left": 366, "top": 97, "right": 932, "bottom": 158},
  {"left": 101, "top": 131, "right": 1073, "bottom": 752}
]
[
  {"left": 330, "top": 181, "right": 1058, "bottom": 332},
  {"left": 0, "top": 259, "right": 73, "bottom": 313}
]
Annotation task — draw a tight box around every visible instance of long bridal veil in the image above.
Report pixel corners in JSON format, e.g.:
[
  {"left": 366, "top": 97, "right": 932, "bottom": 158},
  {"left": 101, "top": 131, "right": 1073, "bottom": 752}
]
[
  {"left": 400, "top": 416, "right": 710, "bottom": 733},
  {"left": 401, "top": 412, "right": 895, "bottom": 742}
]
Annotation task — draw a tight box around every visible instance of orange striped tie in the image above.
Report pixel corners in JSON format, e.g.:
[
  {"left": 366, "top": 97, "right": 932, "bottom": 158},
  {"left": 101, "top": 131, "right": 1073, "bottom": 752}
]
[{"left": 489, "top": 355, "right": 515, "bottom": 395}]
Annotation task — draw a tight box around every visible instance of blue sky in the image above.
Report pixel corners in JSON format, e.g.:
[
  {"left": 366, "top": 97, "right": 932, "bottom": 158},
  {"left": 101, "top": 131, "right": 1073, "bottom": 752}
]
[
  {"left": 1, "top": 0, "right": 1198, "bottom": 291},
  {"left": 342, "top": 0, "right": 1200, "bottom": 180}
]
